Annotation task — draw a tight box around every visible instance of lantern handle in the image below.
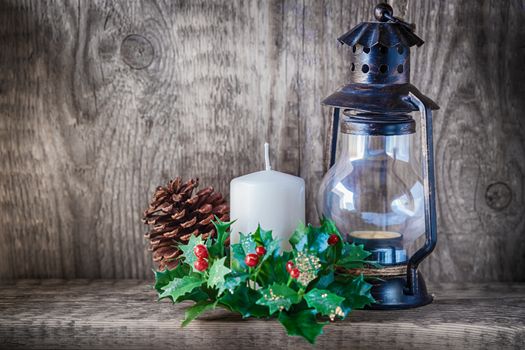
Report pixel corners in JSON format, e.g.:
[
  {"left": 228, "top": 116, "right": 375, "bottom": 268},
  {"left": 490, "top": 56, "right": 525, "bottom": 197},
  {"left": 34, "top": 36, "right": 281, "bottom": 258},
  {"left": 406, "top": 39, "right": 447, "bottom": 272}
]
[
  {"left": 405, "top": 92, "right": 438, "bottom": 296},
  {"left": 374, "top": 3, "right": 416, "bottom": 31},
  {"left": 328, "top": 108, "right": 340, "bottom": 168}
]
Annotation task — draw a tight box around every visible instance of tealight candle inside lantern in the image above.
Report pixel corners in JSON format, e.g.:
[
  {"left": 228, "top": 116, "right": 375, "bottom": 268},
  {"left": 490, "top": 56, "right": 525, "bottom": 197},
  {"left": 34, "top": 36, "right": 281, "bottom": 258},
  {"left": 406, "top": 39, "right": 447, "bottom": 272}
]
[
  {"left": 230, "top": 143, "right": 305, "bottom": 251},
  {"left": 349, "top": 231, "right": 406, "bottom": 265}
]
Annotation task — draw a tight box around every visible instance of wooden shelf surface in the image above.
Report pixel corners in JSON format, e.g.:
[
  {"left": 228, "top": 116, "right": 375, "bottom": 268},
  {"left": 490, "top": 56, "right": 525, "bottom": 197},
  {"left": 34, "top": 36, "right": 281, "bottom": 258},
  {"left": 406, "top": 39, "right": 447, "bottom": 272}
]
[{"left": 1, "top": 280, "right": 524, "bottom": 349}]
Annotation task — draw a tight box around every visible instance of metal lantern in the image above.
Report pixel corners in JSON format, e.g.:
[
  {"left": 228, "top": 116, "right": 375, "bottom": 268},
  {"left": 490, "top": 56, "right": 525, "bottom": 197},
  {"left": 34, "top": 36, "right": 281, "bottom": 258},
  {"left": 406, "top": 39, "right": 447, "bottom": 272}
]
[{"left": 317, "top": 3, "right": 439, "bottom": 309}]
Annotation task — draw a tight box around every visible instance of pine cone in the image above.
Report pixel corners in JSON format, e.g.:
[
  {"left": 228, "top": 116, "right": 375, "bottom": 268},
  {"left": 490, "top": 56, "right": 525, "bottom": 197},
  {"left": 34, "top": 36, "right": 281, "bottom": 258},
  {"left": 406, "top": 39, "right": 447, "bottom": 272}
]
[{"left": 142, "top": 177, "right": 229, "bottom": 271}]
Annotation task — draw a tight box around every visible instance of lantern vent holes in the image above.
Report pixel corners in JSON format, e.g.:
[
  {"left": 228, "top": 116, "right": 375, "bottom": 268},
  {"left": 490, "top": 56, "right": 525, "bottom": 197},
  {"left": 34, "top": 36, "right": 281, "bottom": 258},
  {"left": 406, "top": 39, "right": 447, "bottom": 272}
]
[{"left": 348, "top": 43, "right": 409, "bottom": 82}]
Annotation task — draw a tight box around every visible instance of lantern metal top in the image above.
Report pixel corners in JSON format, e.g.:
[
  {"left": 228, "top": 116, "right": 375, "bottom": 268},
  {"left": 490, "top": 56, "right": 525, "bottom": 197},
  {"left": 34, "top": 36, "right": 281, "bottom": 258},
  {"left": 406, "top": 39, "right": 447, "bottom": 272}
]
[
  {"left": 339, "top": 3, "right": 423, "bottom": 49},
  {"left": 338, "top": 22, "right": 423, "bottom": 48},
  {"left": 322, "top": 3, "right": 439, "bottom": 114}
]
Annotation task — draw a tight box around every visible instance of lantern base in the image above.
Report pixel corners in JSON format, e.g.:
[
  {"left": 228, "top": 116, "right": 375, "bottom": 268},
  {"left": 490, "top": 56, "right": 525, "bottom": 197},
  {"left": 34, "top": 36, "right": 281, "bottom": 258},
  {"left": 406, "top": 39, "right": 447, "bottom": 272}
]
[{"left": 367, "top": 273, "right": 433, "bottom": 310}]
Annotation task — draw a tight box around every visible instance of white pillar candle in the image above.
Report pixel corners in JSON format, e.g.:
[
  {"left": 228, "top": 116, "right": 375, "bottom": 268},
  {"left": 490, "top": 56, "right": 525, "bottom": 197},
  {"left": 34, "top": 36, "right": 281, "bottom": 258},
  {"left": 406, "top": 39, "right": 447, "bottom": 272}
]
[{"left": 230, "top": 143, "right": 305, "bottom": 251}]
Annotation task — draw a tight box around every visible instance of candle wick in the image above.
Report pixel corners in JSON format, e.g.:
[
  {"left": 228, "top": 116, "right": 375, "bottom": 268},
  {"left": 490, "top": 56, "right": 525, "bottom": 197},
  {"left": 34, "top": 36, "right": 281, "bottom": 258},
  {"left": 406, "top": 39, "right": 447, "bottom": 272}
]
[{"left": 264, "top": 142, "right": 271, "bottom": 171}]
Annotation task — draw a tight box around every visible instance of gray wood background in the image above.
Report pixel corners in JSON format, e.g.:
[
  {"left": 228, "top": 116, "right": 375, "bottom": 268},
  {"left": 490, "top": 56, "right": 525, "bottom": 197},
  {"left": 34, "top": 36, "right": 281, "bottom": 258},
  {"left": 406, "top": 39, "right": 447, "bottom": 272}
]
[{"left": 0, "top": 0, "right": 523, "bottom": 283}]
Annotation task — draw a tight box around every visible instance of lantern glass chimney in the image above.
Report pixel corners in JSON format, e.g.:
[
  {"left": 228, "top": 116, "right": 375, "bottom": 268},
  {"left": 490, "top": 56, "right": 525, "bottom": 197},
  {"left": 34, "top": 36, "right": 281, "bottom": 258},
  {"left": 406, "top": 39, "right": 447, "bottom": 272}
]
[{"left": 317, "top": 131, "right": 425, "bottom": 265}]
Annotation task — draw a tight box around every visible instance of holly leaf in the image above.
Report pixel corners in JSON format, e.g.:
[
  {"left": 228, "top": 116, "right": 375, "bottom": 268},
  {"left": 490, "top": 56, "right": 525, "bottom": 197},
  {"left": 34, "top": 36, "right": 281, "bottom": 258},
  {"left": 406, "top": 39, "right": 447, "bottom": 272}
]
[
  {"left": 308, "top": 228, "right": 330, "bottom": 254},
  {"left": 320, "top": 217, "right": 344, "bottom": 261},
  {"left": 341, "top": 243, "right": 371, "bottom": 260},
  {"left": 182, "top": 300, "right": 217, "bottom": 327},
  {"left": 179, "top": 235, "right": 205, "bottom": 272},
  {"left": 278, "top": 309, "right": 327, "bottom": 344},
  {"left": 252, "top": 225, "right": 273, "bottom": 246},
  {"left": 207, "top": 218, "right": 234, "bottom": 257},
  {"left": 338, "top": 243, "right": 372, "bottom": 268},
  {"left": 159, "top": 275, "right": 203, "bottom": 301},
  {"left": 207, "top": 257, "right": 231, "bottom": 295},
  {"left": 256, "top": 283, "right": 301, "bottom": 315},
  {"left": 213, "top": 217, "right": 234, "bottom": 247},
  {"left": 289, "top": 220, "right": 334, "bottom": 256},
  {"left": 311, "top": 270, "right": 335, "bottom": 290},
  {"left": 289, "top": 222, "right": 308, "bottom": 251},
  {"left": 239, "top": 232, "right": 257, "bottom": 255},
  {"left": 304, "top": 288, "right": 345, "bottom": 318},
  {"left": 252, "top": 225, "right": 281, "bottom": 262},
  {"left": 328, "top": 274, "right": 375, "bottom": 316},
  {"left": 154, "top": 264, "right": 207, "bottom": 303},
  {"left": 343, "top": 274, "right": 375, "bottom": 310},
  {"left": 260, "top": 239, "right": 281, "bottom": 265},
  {"left": 177, "top": 288, "right": 210, "bottom": 303},
  {"left": 256, "top": 251, "right": 293, "bottom": 286},
  {"left": 319, "top": 217, "right": 340, "bottom": 235},
  {"left": 153, "top": 263, "right": 189, "bottom": 293},
  {"left": 222, "top": 272, "right": 249, "bottom": 293},
  {"left": 230, "top": 243, "right": 247, "bottom": 272},
  {"left": 219, "top": 284, "right": 267, "bottom": 318}
]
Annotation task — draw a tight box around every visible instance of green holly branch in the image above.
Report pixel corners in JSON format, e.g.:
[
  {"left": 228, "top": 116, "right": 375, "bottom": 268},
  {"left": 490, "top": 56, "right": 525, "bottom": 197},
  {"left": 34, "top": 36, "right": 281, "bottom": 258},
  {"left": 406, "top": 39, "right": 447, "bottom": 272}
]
[{"left": 153, "top": 217, "right": 376, "bottom": 344}]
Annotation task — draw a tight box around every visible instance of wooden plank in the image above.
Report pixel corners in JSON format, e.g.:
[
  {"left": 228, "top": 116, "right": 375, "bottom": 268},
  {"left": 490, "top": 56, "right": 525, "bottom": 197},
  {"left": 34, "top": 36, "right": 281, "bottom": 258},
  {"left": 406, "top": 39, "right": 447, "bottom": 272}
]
[
  {"left": 0, "top": 0, "right": 524, "bottom": 282},
  {"left": 0, "top": 280, "right": 524, "bottom": 349},
  {"left": 401, "top": 0, "right": 525, "bottom": 282}
]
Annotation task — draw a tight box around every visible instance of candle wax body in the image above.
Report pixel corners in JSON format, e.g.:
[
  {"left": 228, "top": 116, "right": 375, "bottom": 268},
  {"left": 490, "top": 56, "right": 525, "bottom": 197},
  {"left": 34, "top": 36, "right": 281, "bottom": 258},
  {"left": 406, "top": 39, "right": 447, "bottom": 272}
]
[{"left": 230, "top": 170, "right": 305, "bottom": 251}]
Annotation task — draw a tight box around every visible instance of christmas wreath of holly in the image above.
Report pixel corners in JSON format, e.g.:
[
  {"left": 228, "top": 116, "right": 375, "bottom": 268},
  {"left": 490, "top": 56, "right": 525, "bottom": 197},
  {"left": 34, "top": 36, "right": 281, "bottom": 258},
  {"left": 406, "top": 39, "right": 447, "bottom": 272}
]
[{"left": 153, "top": 218, "right": 375, "bottom": 344}]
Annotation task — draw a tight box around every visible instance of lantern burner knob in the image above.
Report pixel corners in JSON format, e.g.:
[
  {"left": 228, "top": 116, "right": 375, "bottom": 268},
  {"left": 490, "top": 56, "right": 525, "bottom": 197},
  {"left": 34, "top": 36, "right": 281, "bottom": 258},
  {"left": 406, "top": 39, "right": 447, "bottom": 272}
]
[{"left": 374, "top": 3, "right": 394, "bottom": 22}]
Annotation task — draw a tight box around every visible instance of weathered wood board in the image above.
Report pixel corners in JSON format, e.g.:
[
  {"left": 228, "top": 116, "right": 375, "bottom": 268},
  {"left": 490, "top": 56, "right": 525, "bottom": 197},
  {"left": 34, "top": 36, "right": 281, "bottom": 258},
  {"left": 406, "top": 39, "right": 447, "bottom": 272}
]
[
  {"left": 0, "top": 280, "right": 524, "bottom": 349},
  {"left": 0, "top": 0, "right": 524, "bottom": 281}
]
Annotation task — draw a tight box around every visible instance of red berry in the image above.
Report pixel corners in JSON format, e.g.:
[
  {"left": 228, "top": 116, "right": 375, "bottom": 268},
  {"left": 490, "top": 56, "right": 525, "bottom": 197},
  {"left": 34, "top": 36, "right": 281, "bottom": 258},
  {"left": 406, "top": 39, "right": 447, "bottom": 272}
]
[
  {"left": 255, "top": 246, "right": 266, "bottom": 256},
  {"left": 245, "top": 253, "right": 259, "bottom": 267},
  {"left": 328, "top": 234, "right": 340, "bottom": 246},
  {"left": 193, "top": 244, "right": 208, "bottom": 259},
  {"left": 290, "top": 268, "right": 300, "bottom": 279},
  {"left": 194, "top": 259, "right": 209, "bottom": 271},
  {"left": 285, "top": 261, "right": 295, "bottom": 272}
]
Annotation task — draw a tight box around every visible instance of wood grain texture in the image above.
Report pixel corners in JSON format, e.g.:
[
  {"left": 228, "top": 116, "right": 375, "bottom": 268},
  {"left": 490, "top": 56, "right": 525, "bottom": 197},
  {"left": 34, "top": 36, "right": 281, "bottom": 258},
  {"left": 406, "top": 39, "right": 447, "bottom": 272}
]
[
  {"left": 0, "top": 280, "right": 524, "bottom": 349},
  {"left": 0, "top": 0, "right": 524, "bottom": 282}
]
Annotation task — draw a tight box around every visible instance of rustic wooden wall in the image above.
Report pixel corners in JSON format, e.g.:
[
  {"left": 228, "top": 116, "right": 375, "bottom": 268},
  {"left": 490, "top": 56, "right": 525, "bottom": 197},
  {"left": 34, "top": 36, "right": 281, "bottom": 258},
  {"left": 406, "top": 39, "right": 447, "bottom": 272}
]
[{"left": 0, "top": 0, "right": 523, "bottom": 282}]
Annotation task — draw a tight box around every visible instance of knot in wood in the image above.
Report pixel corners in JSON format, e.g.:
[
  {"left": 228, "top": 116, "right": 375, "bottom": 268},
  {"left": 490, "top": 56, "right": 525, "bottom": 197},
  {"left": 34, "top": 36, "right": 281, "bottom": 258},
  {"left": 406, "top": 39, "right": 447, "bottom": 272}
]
[
  {"left": 120, "top": 34, "right": 154, "bottom": 69},
  {"left": 485, "top": 182, "right": 512, "bottom": 211}
]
